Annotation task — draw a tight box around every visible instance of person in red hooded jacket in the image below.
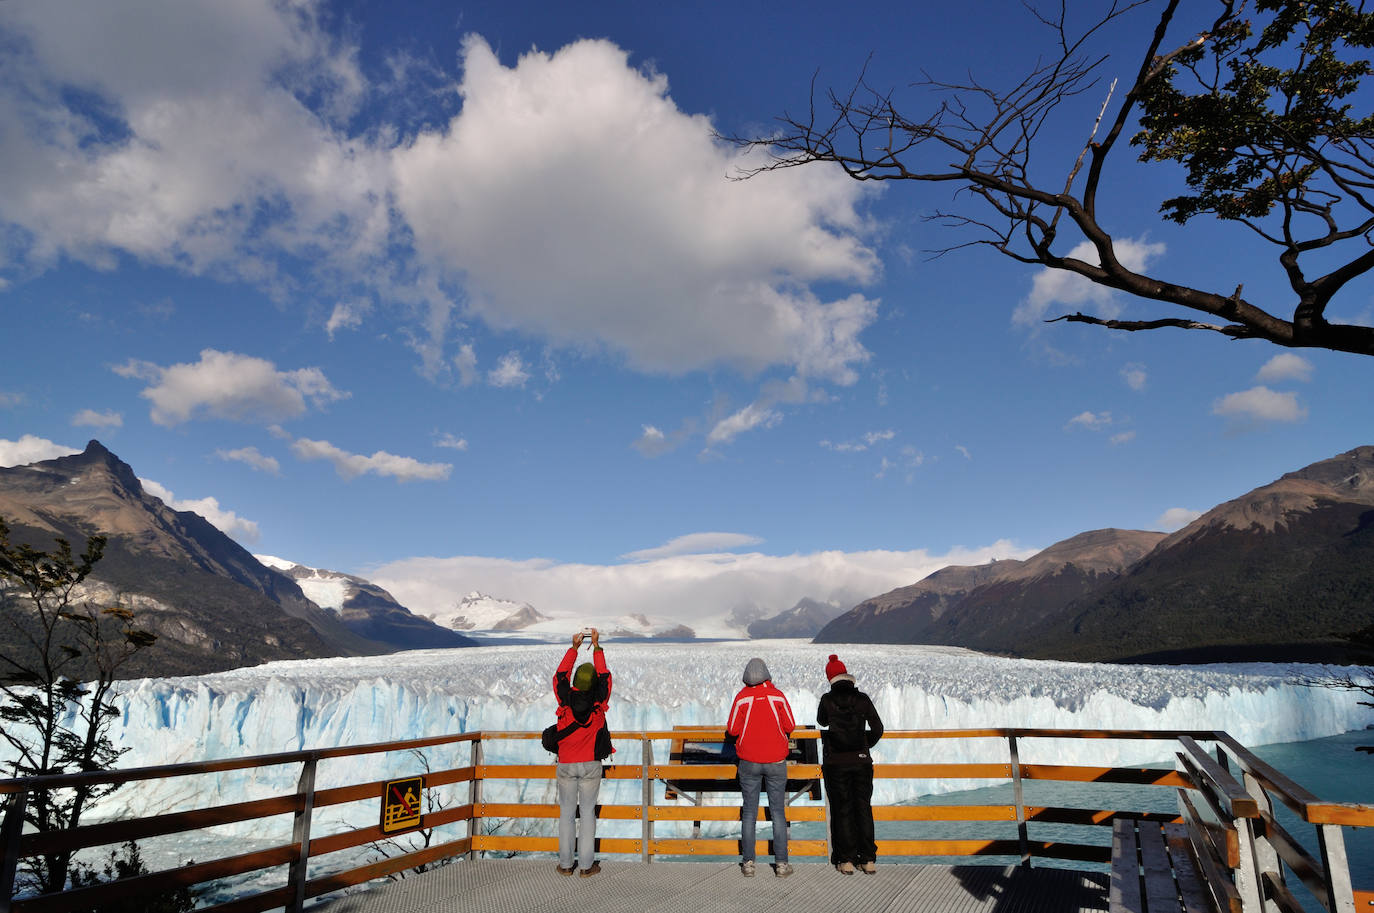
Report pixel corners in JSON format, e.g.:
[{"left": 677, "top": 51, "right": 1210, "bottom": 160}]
[
  {"left": 551, "top": 628, "right": 612, "bottom": 876},
  {"left": 726, "top": 657, "right": 795, "bottom": 878}
]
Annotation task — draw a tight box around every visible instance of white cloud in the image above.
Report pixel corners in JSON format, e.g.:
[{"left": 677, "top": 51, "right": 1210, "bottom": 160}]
[
  {"left": 215, "top": 446, "right": 280, "bottom": 475},
  {"left": 0, "top": 435, "right": 80, "bottom": 466},
  {"left": 139, "top": 478, "right": 260, "bottom": 543},
  {"left": 1066, "top": 411, "right": 1113, "bottom": 431},
  {"left": 633, "top": 424, "right": 673, "bottom": 458},
  {"left": 955, "top": 445, "right": 971, "bottom": 460},
  {"left": 0, "top": 392, "right": 24, "bottom": 408},
  {"left": 821, "top": 429, "right": 896, "bottom": 453},
  {"left": 876, "top": 445, "right": 925, "bottom": 482},
  {"left": 114, "top": 349, "right": 348, "bottom": 426},
  {"left": 707, "top": 403, "right": 783, "bottom": 446},
  {"left": 71, "top": 408, "right": 123, "bottom": 429},
  {"left": 290, "top": 437, "right": 451, "bottom": 482},
  {"left": 1014, "top": 238, "right": 1166, "bottom": 326},
  {"left": 1121, "top": 363, "right": 1147, "bottom": 391},
  {"left": 1156, "top": 507, "right": 1203, "bottom": 531},
  {"left": 1110, "top": 431, "right": 1136, "bottom": 445},
  {"left": 488, "top": 351, "right": 530, "bottom": 388},
  {"left": 0, "top": 0, "right": 390, "bottom": 289},
  {"left": 454, "top": 344, "right": 479, "bottom": 387},
  {"left": 435, "top": 432, "right": 469, "bottom": 451},
  {"left": 1255, "top": 353, "right": 1313, "bottom": 383},
  {"left": 369, "top": 539, "right": 1036, "bottom": 638},
  {"left": 1212, "top": 386, "right": 1308, "bottom": 423},
  {"left": 325, "top": 300, "right": 369, "bottom": 339},
  {"left": 1, "top": 10, "right": 882, "bottom": 386},
  {"left": 622, "top": 532, "right": 765, "bottom": 561},
  {"left": 393, "top": 37, "right": 881, "bottom": 384}
]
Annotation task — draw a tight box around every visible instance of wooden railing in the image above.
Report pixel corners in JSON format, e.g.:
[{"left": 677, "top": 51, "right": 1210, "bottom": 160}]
[{"left": 0, "top": 728, "right": 1369, "bottom": 913}]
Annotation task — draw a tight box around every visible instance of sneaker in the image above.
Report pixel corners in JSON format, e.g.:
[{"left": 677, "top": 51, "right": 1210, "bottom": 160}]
[
  {"left": 741, "top": 860, "right": 756, "bottom": 877},
  {"left": 556, "top": 864, "right": 575, "bottom": 876},
  {"left": 836, "top": 862, "right": 855, "bottom": 875},
  {"left": 860, "top": 861, "right": 877, "bottom": 874},
  {"left": 775, "top": 862, "right": 794, "bottom": 878},
  {"left": 578, "top": 862, "right": 601, "bottom": 878}
]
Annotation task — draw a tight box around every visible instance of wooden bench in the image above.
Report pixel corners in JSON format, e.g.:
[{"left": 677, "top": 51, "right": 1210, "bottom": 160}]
[{"left": 1111, "top": 818, "right": 1218, "bottom": 913}]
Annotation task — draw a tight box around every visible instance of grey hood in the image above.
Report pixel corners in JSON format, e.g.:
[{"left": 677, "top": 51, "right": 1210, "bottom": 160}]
[{"left": 742, "top": 657, "right": 771, "bottom": 686}]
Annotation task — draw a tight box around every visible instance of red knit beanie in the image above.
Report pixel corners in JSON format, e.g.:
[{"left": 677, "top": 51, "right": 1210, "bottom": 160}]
[{"left": 825, "top": 654, "right": 848, "bottom": 682}]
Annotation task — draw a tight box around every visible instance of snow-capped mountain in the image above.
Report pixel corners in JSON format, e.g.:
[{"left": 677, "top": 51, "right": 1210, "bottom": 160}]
[
  {"left": 435, "top": 591, "right": 551, "bottom": 631},
  {"left": 254, "top": 556, "right": 475, "bottom": 651}
]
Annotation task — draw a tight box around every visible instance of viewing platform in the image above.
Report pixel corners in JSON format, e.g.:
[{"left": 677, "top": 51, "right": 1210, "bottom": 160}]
[{"left": 2, "top": 728, "right": 1371, "bottom": 913}]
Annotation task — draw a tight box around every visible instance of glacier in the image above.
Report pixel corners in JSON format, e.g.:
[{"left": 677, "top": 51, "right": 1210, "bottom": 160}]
[{"left": 68, "top": 639, "right": 1374, "bottom": 826}]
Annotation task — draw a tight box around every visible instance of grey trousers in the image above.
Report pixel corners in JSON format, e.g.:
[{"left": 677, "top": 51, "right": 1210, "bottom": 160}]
[
  {"left": 738, "top": 759, "right": 788, "bottom": 863},
  {"left": 556, "top": 760, "right": 603, "bottom": 870}
]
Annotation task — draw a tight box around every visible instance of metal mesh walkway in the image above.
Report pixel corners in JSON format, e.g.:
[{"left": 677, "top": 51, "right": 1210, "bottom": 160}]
[{"left": 313, "top": 860, "right": 1110, "bottom": 913}]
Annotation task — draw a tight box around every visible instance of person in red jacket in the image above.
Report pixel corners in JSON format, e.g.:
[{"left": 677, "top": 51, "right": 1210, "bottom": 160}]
[
  {"left": 726, "top": 657, "right": 795, "bottom": 878},
  {"left": 552, "top": 628, "right": 612, "bottom": 877}
]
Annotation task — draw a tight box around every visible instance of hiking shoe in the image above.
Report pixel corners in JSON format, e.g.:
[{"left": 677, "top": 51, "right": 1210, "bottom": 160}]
[
  {"left": 578, "top": 862, "right": 601, "bottom": 878},
  {"left": 741, "top": 860, "right": 756, "bottom": 877},
  {"left": 860, "top": 861, "right": 877, "bottom": 874},
  {"left": 556, "top": 864, "right": 575, "bottom": 875},
  {"left": 836, "top": 862, "right": 855, "bottom": 875},
  {"left": 775, "top": 862, "right": 794, "bottom": 878}
]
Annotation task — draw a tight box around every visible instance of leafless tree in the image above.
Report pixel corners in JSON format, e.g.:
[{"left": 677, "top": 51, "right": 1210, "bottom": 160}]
[{"left": 732, "top": 0, "right": 1374, "bottom": 355}]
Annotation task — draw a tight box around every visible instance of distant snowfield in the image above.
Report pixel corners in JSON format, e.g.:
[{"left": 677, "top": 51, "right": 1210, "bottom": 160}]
[{"left": 72, "top": 640, "right": 1371, "bottom": 821}]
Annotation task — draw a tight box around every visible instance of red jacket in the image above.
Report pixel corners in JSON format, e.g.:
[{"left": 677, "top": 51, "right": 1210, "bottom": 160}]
[
  {"left": 552, "top": 646, "right": 612, "bottom": 763},
  {"left": 726, "top": 681, "right": 795, "bottom": 764}
]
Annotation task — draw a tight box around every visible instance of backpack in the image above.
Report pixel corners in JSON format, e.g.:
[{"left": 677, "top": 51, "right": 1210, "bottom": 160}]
[{"left": 541, "top": 717, "right": 587, "bottom": 753}]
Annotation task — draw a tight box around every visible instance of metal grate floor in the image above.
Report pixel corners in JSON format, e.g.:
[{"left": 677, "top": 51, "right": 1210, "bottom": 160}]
[{"left": 311, "top": 860, "right": 1110, "bottom": 913}]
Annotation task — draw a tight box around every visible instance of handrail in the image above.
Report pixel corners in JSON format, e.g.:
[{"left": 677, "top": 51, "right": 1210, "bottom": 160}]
[{"left": 0, "top": 728, "right": 1366, "bottom": 913}]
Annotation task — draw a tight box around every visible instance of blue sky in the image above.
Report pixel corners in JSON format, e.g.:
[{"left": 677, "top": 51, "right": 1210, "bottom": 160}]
[{"left": 2, "top": 1, "right": 1371, "bottom": 628}]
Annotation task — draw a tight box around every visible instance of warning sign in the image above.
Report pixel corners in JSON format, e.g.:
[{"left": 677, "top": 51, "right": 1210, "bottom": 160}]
[{"left": 380, "top": 775, "right": 424, "bottom": 834}]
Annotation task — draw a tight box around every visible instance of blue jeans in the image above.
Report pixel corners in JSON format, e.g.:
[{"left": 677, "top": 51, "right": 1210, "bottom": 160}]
[
  {"left": 738, "top": 759, "right": 788, "bottom": 863},
  {"left": 556, "top": 761, "right": 602, "bottom": 870}
]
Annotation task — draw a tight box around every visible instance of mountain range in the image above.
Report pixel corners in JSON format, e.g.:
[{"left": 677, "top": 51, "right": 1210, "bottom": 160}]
[
  {"left": 0, "top": 441, "right": 472, "bottom": 678},
  {"left": 817, "top": 446, "right": 1374, "bottom": 664}
]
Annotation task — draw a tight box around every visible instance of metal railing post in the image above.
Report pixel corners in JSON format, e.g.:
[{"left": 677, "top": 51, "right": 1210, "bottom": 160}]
[
  {"left": 1, "top": 790, "right": 28, "bottom": 913},
  {"left": 1008, "top": 733, "right": 1030, "bottom": 868},
  {"left": 1317, "top": 823, "right": 1357, "bottom": 913},
  {"left": 467, "top": 738, "right": 483, "bottom": 861},
  {"left": 286, "top": 753, "right": 318, "bottom": 913},
  {"left": 641, "top": 737, "right": 654, "bottom": 862}
]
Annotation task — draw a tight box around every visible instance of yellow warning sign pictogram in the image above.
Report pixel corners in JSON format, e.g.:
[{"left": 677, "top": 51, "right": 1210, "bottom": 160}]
[{"left": 380, "top": 775, "right": 424, "bottom": 834}]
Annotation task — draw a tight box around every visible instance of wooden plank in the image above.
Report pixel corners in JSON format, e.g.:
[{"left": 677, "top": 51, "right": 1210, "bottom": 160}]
[
  {"left": 18, "top": 792, "right": 302, "bottom": 855},
  {"left": 876, "top": 838, "right": 1023, "bottom": 856},
  {"left": 876, "top": 804, "right": 1016, "bottom": 822},
  {"left": 1306, "top": 802, "right": 1374, "bottom": 827},
  {"left": 309, "top": 803, "right": 474, "bottom": 857},
  {"left": 648, "top": 838, "right": 828, "bottom": 856},
  {"left": 1164, "top": 822, "right": 1215, "bottom": 913},
  {"left": 12, "top": 844, "right": 299, "bottom": 913},
  {"left": 874, "top": 763, "right": 1013, "bottom": 779},
  {"left": 1028, "top": 807, "right": 1177, "bottom": 827},
  {"left": 302, "top": 835, "right": 472, "bottom": 900},
  {"left": 1352, "top": 889, "right": 1374, "bottom": 908},
  {"left": 1263, "top": 808, "right": 1332, "bottom": 912},
  {"left": 1261, "top": 871, "right": 1306, "bottom": 913},
  {"left": 1138, "top": 821, "right": 1180, "bottom": 913},
  {"left": 1214, "top": 734, "right": 1322, "bottom": 819},
  {"left": 1022, "top": 765, "right": 1192, "bottom": 787},
  {"left": 1178, "top": 737, "right": 1258, "bottom": 819},
  {"left": 475, "top": 802, "right": 643, "bottom": 820},
  {"left": 1110, "top": 819, "right": 1144, "bottom": 913},
  {"left": 1179, "top": 787, "right": 1239, "bottom": 868},
  {"left": 647, "top": 805, "right": 826, "bottom": 822},
  {"left": 471, "top": 834, "right": 642, "bottom": 854}
]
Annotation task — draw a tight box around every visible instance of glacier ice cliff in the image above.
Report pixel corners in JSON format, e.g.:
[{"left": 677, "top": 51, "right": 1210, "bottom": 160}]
[{"left": 39, "top": 640, "right": 1363, "bottom": 828}]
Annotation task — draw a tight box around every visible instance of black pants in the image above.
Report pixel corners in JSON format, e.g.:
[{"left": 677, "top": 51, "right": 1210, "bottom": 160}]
[{"left": 823, "top": 763, "right": 876, "bottom": 865}]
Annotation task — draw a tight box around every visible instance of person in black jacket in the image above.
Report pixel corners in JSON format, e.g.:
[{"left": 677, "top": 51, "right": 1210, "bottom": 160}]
[{"left": 817, "top": 653, "right": 884, "bottom": 874}]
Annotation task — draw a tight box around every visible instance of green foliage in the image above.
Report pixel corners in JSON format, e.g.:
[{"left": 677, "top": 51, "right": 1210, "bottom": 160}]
[
  {"left": 68, "top": 842, "right": 194, "bottom": 913},
  {"left": 0, "top": 516, "right": 158, "bottom": 896},
  {"left": 1134, "top": 0, "right": 1374, "bottom": 225}
]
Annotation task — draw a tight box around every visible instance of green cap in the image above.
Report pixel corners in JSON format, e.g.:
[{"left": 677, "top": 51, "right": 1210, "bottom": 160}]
[{"left": 573, "top": 662, "right": 595, "bottom": 691}]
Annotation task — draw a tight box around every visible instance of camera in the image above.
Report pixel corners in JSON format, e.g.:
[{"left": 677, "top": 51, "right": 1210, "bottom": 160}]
[{"left": 580, "top": 627, "right": 596, "bottom": 637}]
